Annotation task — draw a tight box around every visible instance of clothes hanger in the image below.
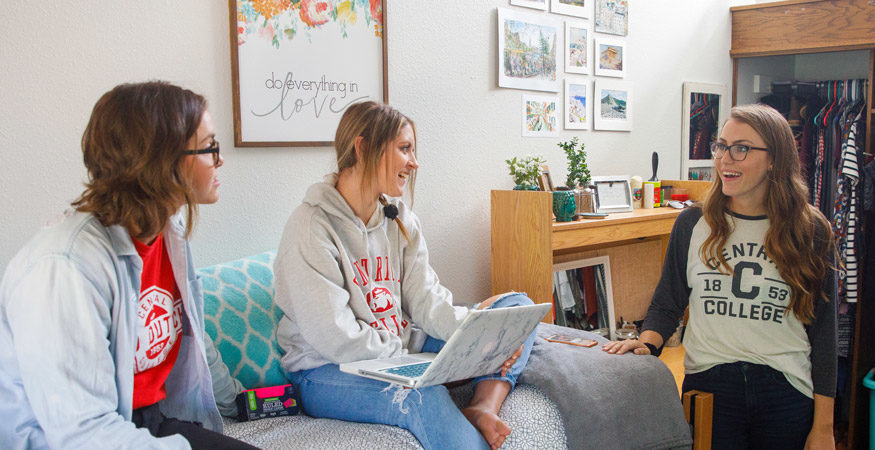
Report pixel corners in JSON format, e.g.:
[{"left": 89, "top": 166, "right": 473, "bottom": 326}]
[
  {"left": 691, "top": 93, "right": 712, "bottom": 119},
  {"left": 821, "top": 80, "right": 840, "bottom": 127},
  {"left": 690, "top": 93, "right": 705, "bottom": 118},
  {"left": 813, "top": 81, "right": 830, "bottom": 126}
]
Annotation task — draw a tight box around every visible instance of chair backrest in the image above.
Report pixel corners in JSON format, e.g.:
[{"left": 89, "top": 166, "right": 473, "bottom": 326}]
[{"left": 198, "top": 251, "right": 288, "bottom": 388}]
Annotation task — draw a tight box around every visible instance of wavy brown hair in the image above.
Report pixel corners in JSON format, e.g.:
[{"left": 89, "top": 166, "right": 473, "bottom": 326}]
[
  {"left": 699, "top": 104, "right": 834, "bottom": 323},
  {"left": 72, "top": 81, "right": 206, "bottom": 240},
  {"left": 334, "top": 101, "right": 416, "bottom": 241}
]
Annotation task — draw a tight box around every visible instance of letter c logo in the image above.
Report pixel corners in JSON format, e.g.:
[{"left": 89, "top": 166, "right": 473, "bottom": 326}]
[{"left": 731, "top": 261, "right": 762, "bottom": 299}]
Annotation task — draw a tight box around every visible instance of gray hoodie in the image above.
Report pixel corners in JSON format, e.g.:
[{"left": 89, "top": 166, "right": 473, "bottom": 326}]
[{"left": 274, "top": 174, "right": 469, "bottom": 373}]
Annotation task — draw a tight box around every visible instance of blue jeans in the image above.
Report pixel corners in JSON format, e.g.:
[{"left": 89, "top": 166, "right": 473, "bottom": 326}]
[
  {"left": 682, "top": 361, "right": 814, "bottom": 450},
  {"left": 287, "top": 293, "right": 536, "bottom": 450}
]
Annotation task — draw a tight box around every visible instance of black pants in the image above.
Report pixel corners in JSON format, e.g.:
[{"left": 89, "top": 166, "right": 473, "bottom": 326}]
[
  {"left": 133, "top": 403, "right": 258, "bottom": 449},
  {"left": 682, "top": 362, "right": 814, "bottom": 450}
]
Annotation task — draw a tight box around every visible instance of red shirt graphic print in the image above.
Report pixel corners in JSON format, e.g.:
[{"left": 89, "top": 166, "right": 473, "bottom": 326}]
[
  {"left": 132, "top": 234, "right": 184, "bottom": 409},
  {"left": 355, "top": 255, "right": 407, "bottom": 336}
]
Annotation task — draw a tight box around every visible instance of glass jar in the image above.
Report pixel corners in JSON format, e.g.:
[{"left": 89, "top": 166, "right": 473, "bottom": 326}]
[{"left": 576, "top": 185, "right": 596, "bottom": 214}]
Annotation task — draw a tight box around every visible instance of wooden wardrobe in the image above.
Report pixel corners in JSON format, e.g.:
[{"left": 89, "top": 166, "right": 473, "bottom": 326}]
[{"left": 730, "top": 1, "right": 875, "bottom": 448}]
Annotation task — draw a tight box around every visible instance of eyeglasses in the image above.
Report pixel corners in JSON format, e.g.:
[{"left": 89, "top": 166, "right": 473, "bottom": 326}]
[
  {"left": 183, "top": 139, "right": 221, "bottom": 166},
  {"left": 710, "top": 141, "right": 768, "bottom": 161}
]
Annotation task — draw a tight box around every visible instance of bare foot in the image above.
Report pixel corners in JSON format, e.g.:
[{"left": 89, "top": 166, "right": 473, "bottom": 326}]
[{"left": 462, "top": 405, "right": 511, "bottom": 449}]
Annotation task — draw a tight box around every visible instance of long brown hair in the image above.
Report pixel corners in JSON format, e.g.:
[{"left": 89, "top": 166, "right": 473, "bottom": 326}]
[
  {"left": 699, "top": 104, "right": 834, "bottom": 323},
  {"left": 334, "top": 101, "right": 416, "bottom": 241},
  {"left": 72, "top": 81, "right": 207, "bottom": 240}
]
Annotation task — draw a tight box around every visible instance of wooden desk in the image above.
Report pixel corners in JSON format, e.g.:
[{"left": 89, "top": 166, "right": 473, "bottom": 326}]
[{"left": 491, "top": 181, "right": 708, "bottom": 323}]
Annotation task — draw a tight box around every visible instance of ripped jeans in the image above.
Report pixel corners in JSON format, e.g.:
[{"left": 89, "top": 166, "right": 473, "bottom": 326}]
[{"left": 286, "top": 293, "right": 536, "bottom": 450}]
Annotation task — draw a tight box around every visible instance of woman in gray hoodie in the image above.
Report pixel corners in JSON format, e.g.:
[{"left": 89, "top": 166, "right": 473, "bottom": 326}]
[{"left": 274, "top": 101, "right": 534, "bottom": 450}]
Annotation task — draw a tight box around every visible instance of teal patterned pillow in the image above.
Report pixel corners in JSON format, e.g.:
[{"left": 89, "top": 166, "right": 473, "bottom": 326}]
[{"left": 198, "top": 251, "right": 288, "bottom": 388}]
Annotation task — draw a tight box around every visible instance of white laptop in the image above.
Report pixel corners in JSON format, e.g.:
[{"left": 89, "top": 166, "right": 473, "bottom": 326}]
[{"left": 339, "top": 303, "right": 550, "bottom": 388}]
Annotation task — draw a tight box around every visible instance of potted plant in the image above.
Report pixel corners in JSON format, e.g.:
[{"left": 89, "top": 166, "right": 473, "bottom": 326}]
[
  {"left": 506, "top": 154, "right": 545, "bottom": 190},
  {"left": 558, "top": 137, "right": 594, "bottom": 214}
]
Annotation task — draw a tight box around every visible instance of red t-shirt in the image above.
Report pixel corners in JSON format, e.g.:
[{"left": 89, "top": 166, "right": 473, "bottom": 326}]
[{"left": 132, "top": 233, "right": 184, "bottom": 410}]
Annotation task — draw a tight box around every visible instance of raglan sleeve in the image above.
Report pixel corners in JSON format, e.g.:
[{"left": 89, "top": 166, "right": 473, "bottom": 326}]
[
  {"left": 806, "top": 221, "right": 837, "bottom": 398},
  {"left": 642, "top": 208, "right": 697, "bottom": 341},
  {"left": 273, "top": 213, "right": 403, "bottom": 364}
]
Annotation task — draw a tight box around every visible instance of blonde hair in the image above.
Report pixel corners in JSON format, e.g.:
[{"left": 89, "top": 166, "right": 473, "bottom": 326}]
[
  {"left": 699, "top": 104, "right": 834, "bottom": 323},
  {"left": 335, "top": 101, "right": 416, "bottom": 241},
  {"left": 72, "top": 81, "right": 206, "bottom": 240}
]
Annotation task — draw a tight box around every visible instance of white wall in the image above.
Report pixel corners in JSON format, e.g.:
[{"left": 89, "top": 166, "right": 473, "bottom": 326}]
[{"left": 0, "top": 1, "right": 737, "bottom": 305}]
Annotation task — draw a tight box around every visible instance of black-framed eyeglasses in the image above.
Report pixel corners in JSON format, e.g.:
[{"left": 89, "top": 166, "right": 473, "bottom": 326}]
[
  {"left": 183, "top": 140, "right": 221, "bottom": 166},
  {"left": 710, "top": 141, "right": 768, "bottom": 162}
]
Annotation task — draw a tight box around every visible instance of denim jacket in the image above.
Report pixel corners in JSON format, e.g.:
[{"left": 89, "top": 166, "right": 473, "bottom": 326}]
[{"left": 0, "top": 211, "right": 241, "bottom": 449}]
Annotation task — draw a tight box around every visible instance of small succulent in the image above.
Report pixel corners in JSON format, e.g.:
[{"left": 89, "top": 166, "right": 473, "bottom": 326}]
[
  {"left": 506, "top": 154, "right": 546, "bottom": 187},
  {"left": 559, "top": 137, "right": 591, "bottom": 188}
]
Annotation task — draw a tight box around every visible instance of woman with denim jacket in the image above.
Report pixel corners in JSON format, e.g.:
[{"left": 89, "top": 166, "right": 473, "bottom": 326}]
[{"left": 0, "top": 81, "right": 255, "bottom": 449}]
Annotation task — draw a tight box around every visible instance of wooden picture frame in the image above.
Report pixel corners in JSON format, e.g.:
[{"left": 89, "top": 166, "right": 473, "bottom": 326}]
[
  {"left": 538, "top": 165, "right": 555, "bottom": 191},
  {"left": 592, "top": 175, "right": 633, "bottom": 213},
  {"left": 229, "top": 0, "right": 388, "bottom": 147}
]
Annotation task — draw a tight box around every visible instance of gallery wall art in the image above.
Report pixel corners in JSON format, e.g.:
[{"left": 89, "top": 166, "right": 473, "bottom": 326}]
[
  {"left": 511, "top": 0, "right": 548, "bottom": 10},
  {"left": 594, "top": 79, "right": 632, "bottom": 131},
  {"left": 594, "top": 0, "right": 628, "bottom": 36},
  {"left": 564, "top": 21, "right": 591, "bottom": 75},
  {"left": 564, "top": 78, "right": 591, "bottom": 130},
  {"left": 501, "top": 0, "right": 632, "bottom": 135},
  {"left": 498, "top": 8, "right": 562, "bottom": 92},
  {"left": 594, "top": 37, "right": 626, "bottom": 78},
  {"left": 522, "top": 94, "right": 560, "bottom": 137},
  {"left": 550, "top": 0, "right": 590, "bottom": 19}
]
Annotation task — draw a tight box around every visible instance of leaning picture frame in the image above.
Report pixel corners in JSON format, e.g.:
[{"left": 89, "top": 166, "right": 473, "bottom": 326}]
[
  {"left": 681, "top": 82, "right": 728, "bottom": 180},
  {"left": 552, "top": 255, "right": 617, "bottom": 340},
  {"left": 538, "top": 165, "right": 555, "bottom": 191},
  {"left": 229, "top": 0, "right": 387, "bottom": 147},
  {"left": 592, "top": 175, "right": 633, "bottom": 213}
]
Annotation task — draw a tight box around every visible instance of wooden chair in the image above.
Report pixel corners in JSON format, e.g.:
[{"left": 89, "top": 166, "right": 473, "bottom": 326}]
[{"left": 683, "top": 390, "right": 713, "bottom": 450}]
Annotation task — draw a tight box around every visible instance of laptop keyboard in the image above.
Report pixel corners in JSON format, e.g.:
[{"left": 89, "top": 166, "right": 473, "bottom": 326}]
[{"left": 380, "top": 361, "right": 431, "bottom": 378}]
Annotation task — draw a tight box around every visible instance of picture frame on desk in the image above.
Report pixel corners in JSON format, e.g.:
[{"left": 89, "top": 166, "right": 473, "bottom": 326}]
[
  {"left": 592, "top": 175, "right": 633, "bottom": 213},
  {"left": 538, "top": 165, "right": 555, "bottom": 191}
]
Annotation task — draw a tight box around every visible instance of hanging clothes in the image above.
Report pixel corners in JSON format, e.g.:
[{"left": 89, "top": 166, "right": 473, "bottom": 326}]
[
  {"left": 833, "top": 118, "right": 861, "bottom": 303},
  {"left": 689, "top": 93, "right": 718, "bottom": 161}
]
